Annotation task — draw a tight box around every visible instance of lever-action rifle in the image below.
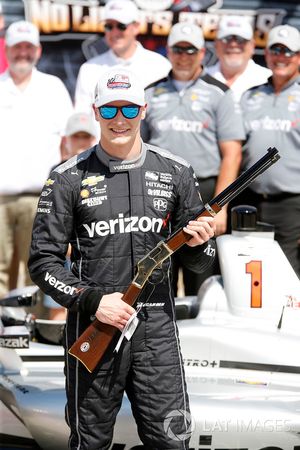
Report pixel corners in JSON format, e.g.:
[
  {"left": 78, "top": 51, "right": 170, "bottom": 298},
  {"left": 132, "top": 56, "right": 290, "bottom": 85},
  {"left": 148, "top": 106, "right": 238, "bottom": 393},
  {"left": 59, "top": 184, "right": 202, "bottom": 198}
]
[{"left": 69, "top": 147, "right": 280, "bottom": 372}]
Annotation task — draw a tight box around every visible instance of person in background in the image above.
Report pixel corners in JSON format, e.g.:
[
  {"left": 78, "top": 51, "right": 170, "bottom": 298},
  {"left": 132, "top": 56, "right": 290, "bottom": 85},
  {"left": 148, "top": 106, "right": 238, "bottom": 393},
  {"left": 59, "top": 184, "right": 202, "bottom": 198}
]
[
  {"left": 75, "top": 0, "right": 171, "bottom": 114},
  {"left": 60, "top": 112, "right": 98, "bottom": 162},
  {"left": 206, "top": 15, "right": 271, "bottom": 102},
  {"left": 0, "top": 2, "right": 8, "bottom": 73},
  {"left": 237, "top": 24, "right": 300, "bottom": 278},
  {"left": 0, "top": 20, "right": 73, "bottom": 301},
  {"left": 28, "top": 67, "right": 216, "bottom": 449},
  {"left": 142, "top": 22, "right": 244, "bottom": 295},
  {"left": 44, "top": 112, "right": 97, "bottom": 320}
]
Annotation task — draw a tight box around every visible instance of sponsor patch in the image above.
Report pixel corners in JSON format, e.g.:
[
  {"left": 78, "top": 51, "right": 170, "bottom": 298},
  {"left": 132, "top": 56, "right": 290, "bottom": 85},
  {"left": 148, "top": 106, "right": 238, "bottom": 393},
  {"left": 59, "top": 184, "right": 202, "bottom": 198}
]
[
  {"left": 45, "top": 178, "right": 55, "bottom": 186},
  {"left": 41, "top": 188, "right": 52, "bottom": 197},
  {"left": 82, "top": 175, "right": 105, "bottom": 187},
  {"left": 82, "top": 196, "right": 107, "bottom": 207},
  {"left": 107, "top": 74, "right": 131, "bottom": 90},
  {"left": 37, "top": 207, "right": 51, "bottom": 214},
  {"left": 160, "top": 172, "right": 173, "bottom": 183},
  {"left": 146, "top": 181, "right": 173, "bottom": 190},
  {"left": 45, "top": 272, "right": 77, "bottom": 295},
  {"left": 38, "top": 200, "right": 52, "bottom": 207},
  {"left": 148, "top": 188, "right": 172, "bottom": 198},
  {"left": 247, "top": 116, "right": 294, "bottom": 132},
  {"left": 204, "top": 243, "right": 216, "bottom": 257},
  {"left": 153, "top": 198, "right": 168, "bottom": 211},
  {"left": 145, "top": 171, "right": 159, "bottom": 181},
  {"left": 80, "top": 189, "right": 90, "bottom": 198},
  {"left": 83, "top": 213, "right": 163, "bottom": 237}
]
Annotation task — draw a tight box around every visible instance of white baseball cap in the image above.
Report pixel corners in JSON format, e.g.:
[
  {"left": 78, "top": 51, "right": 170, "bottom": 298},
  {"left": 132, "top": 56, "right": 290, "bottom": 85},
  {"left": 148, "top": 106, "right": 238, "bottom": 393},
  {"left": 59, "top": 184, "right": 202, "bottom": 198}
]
[
  {"left": 94, "top": 68, "right": 145, "bottom": 107},
  {"left": 104, "top": 0, "right": 139, "bottom": 25},
  {"left": 217, "top": 15, "right": 253, "bottom": 41},
  {"left": 168, "top": 22, "right": 204, "bottom": 49},
  {"left": 5, "top": 20, "right": 40, "bottom": 47},
  {"left": 65, "top": 113, "right": 97, "bottom": 138},
  {"left": 267, "top": 25, "right": 300, "bottom": 52}
]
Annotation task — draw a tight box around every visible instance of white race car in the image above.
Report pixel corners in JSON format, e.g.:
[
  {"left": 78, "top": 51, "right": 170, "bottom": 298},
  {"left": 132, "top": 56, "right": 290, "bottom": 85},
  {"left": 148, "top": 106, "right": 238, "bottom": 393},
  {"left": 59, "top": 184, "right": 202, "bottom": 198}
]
[{"left": 1, "top": 205, "right": 300, "bottom": 450}]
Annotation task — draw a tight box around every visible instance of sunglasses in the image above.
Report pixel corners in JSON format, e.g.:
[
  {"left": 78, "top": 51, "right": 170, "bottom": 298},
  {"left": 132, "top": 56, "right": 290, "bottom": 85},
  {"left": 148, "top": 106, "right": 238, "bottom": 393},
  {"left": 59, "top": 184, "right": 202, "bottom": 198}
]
[
  {"left": 269, "top": 45, "right": 298, "bottom": 57},
  {"left": 220, "top": 35, "right": 248, "bottom": 45},
  {"left": 104, "top": 22, "right": 129, "bottom": 32},
  {"left": 99, "top": 105, "right": 141, "bottom": 120},
  {"left": 171, "top": 46, "right": 199, "bottom": 55}
]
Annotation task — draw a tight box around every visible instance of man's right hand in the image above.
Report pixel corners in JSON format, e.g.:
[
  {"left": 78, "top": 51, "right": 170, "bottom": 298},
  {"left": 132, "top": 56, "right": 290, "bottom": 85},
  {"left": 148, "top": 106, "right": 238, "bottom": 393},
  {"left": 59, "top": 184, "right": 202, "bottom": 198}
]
[{"left": 95, "top": 293, "right": 135, "bottom": 331}]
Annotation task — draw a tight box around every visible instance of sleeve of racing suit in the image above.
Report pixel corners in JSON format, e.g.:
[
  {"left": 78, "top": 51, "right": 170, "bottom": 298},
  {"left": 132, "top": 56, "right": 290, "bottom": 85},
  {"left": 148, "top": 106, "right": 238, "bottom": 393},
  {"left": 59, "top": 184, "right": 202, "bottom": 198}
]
[
  {"left": 28, "top": 171, "right": 102, "bottom": 315},
  {"left": 172, "top": 165, "right": 216, "bottom": 274}
]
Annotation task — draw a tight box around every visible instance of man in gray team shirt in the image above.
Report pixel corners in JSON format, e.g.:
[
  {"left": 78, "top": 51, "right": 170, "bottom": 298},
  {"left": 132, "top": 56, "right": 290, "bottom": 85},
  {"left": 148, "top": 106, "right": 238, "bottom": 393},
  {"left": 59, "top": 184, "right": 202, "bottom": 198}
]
[
  {"left": 142, "top": 22, "right": 245, "bottom": 295},
  {"left": 238, "top": 25, "right": 300, "bottom": 278}
]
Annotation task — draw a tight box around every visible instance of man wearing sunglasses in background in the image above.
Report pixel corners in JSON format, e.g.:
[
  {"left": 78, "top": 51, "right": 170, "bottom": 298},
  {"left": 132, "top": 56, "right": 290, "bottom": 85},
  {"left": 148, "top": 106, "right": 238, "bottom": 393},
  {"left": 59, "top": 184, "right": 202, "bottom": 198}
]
[
  {"left": 142, "top": 22, "right": 244, "bottom": 296},
  {"left": 206, "top": 15, "right": 271, "bottom": 102},
  {"left": 29, "top": 67, "right": 217, "bottom": 449},
  {"left": 233, "top": 24, "right": 300, "bottom": 279},
  {"left": 75, "top": 0, "right": 171, "bottom": 114}
]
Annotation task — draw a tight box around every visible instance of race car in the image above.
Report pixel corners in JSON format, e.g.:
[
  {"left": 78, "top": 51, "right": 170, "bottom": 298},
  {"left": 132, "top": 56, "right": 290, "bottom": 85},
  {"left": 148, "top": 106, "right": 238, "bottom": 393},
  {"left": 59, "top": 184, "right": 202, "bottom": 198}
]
[{"left": 1, "top": 205, "right": 300, "bottom": 450}]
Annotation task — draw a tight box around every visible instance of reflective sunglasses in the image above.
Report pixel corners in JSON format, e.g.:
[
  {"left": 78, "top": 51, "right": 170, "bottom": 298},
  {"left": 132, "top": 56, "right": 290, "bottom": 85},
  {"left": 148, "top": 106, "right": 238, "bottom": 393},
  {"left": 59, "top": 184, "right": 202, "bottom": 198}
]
[
  {"left": 269, "top": 45, "right": 298, "bottom": 57},
  {"left": 171, "top": 46, "right": 199, "bottom": 55},
  {"left": 220, "top": 35, "right": 248, "bottom": 45},
  {"left": 99, "top": 105, "right": 141, "bottom": 120},
  {"left": 104, "top": 22, "right": 129, "bottom": 32}
]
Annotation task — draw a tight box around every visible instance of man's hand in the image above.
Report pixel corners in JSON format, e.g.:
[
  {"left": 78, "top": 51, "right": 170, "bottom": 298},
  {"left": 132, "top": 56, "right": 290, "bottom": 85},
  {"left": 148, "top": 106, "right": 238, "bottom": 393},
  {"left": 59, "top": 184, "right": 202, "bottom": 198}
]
[
  {"left": 184, "top": 216, "right": 216, "bottom": 247},
  {"left": 95, "top": 293, "right": 135, "bottom": 331}
]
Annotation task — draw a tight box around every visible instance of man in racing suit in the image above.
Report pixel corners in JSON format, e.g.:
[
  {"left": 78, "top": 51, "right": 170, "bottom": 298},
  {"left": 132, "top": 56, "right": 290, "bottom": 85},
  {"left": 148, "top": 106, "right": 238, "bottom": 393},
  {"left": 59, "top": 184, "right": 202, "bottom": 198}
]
[{"left": 28, "top": 68, "right": 216, "bottom": 450}]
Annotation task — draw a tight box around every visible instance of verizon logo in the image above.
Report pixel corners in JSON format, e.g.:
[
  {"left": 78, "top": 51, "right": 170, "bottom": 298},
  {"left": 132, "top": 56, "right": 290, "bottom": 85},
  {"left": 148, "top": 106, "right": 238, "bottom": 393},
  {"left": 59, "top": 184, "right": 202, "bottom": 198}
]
[
  {"left": 83, "top": 213, "right": 163, "bottom": 237},
  {"left": 45, "top": 272, "right": 76, "bottom": 295}
]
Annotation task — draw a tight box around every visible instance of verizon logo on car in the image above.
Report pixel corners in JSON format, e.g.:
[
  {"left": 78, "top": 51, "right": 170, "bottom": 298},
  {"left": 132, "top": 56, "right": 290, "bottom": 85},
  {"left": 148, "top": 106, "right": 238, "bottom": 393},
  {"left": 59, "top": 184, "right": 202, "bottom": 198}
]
[
  {"left": 83, "top": 213, "right": 163, "bottom": 237},
  {"left": 45, "top": 272, "right": 76, "bottom": 295}
]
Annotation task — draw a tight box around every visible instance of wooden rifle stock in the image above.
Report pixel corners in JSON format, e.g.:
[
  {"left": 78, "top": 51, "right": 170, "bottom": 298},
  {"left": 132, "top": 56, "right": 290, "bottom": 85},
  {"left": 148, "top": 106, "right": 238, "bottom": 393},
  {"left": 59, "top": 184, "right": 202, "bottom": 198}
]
[{"left": 69, "top": 147, "right": 280, "bottom": 372}]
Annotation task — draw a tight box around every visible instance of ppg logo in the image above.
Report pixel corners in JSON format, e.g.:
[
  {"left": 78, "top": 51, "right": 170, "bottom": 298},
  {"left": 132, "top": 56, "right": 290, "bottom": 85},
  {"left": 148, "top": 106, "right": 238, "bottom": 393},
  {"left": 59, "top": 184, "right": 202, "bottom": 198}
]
[{"left": 153, "top": 198, "right": 167, "bottom": 211}]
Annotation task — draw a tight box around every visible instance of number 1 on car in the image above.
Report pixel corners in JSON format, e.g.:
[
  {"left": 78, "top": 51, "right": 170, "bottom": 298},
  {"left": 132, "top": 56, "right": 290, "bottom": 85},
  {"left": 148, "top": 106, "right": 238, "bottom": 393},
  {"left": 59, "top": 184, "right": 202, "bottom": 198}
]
[{"left": 246, "top": 260, "right": 262, "bottom": 308}]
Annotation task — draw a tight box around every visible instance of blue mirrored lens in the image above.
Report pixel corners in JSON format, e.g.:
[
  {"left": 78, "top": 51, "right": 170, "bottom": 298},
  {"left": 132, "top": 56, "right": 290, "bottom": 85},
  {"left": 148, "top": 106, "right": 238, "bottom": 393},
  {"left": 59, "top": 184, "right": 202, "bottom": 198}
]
[
  {"left": 121, "top": 105, "right": 140, "bottom": 118},
  {"left": 99, "top": 106, "right": 118, "bottom": 119},
  {"left": 99, "top": 105, "right": 140, "bottom": 120}
]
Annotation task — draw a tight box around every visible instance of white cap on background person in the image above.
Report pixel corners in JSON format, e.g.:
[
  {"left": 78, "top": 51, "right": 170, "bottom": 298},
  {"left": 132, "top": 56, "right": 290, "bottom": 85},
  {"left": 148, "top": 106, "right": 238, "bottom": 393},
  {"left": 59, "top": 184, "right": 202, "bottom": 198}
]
[
  {"left": 94, "top": 68, "right": 145, "bottom": 107},
  {"left": 5, "top": 20, "right": 40, "bottom": 47},
  {"left": 217, "top": 15, "right": 253, "bottom": 41},
  {"left": 167, "top": 22, "right": 204, "bottom": 49},
  {"left": 267, "top": 24, "right": 300, "bottom": 52},
  {"left": 65, "top": 113, "right": 97, "bottom": 138},
  {"left": 104, "top": 0, "right": 139, "bottom": 25}
]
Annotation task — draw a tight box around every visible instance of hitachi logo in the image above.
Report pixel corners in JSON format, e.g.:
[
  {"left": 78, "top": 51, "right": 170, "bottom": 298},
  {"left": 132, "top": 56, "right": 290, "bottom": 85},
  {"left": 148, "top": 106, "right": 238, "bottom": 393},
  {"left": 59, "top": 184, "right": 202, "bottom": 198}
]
[
  {"left": 45, "top": 272, "right": 76, "bottom": 295},
  {"left": 83, "top": 213, "right": 163, "bottom": 237}
]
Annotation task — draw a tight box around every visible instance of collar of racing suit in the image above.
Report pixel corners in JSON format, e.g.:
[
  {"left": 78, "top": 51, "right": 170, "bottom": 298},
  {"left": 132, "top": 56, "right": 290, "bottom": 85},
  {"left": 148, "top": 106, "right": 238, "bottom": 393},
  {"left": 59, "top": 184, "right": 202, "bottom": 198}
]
[{"left": 95, "top": 141, "right": 147, "bottom": 173}]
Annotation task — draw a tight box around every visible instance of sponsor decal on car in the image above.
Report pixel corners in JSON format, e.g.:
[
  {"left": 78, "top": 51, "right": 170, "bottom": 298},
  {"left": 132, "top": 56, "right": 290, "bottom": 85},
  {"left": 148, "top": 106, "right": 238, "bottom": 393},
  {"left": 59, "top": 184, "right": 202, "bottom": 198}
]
[{"left": 0, "top": 336, "right": 29, "bottom": 348}]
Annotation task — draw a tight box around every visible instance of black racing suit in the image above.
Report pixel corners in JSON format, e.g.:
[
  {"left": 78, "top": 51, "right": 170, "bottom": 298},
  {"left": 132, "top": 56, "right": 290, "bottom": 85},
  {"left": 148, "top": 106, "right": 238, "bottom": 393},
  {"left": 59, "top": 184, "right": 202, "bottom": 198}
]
[{"left": 28, "top": 142, "right": 216, "bottom": 450}]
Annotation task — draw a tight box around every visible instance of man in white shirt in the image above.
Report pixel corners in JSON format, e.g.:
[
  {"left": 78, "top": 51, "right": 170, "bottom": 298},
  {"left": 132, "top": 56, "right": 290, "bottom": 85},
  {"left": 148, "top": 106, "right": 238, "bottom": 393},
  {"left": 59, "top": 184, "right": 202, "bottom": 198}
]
[
  {"left": 206, "top": 15, "right": 271, "bottom": 101},
  {"left": 0, "top": 20, "right": 73, "bottom": 298},
  {"left": 75, "top": 0, "right": 171, "bottom": 113}
]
